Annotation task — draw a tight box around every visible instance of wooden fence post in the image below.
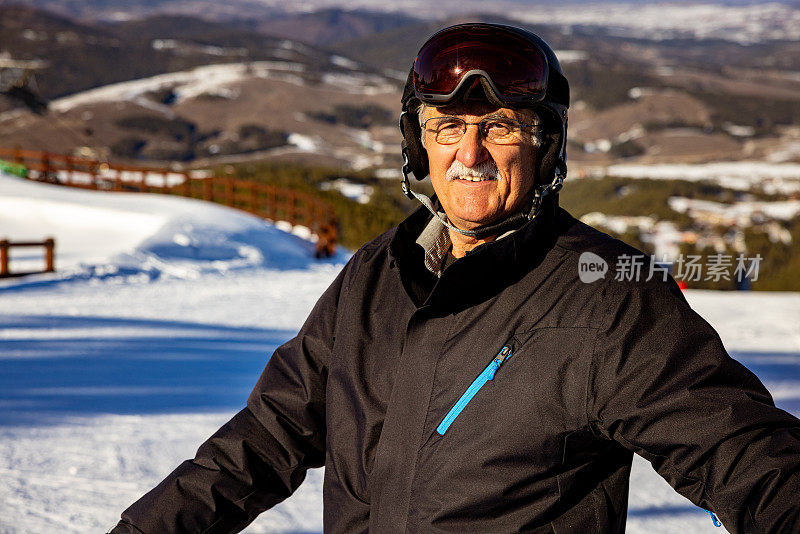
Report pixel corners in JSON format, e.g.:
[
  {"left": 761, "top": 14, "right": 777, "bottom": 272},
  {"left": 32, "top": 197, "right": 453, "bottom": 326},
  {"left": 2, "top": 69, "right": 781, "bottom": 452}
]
[
  {"left": 203, "top": 177, "right": 213, "bottom": 201},
  {"left": 0, "top": 240, "right": 8, "bottom": 277},
  {"left": 181, "top": 173, "right": 190, "bottom": 198},
  {"left": 224, "top": 178, "right": 234, "bottom": 207},
  {"left": 44, "top": 238, "right": 55, "bottom": 272},
  {"left": 245, "top": 180, "right": 255, "bottom": 213},
  {"left": 287, "top": 190, "right": 297, "bottom": 225},
  {"left": 42, "top": 154, "right": 52, "bottom": 183},
  {"left": 66, "top": 156, "right": 77, "bottom": 187},
  {"left": 305, "top": 196, "right": 314, "bottom": 227},
  {"left": 114, "top": 172, "right": 123, "bottom": 192},
  {"left": 268, "top": 186, "right": 276, "bottom": 219}
]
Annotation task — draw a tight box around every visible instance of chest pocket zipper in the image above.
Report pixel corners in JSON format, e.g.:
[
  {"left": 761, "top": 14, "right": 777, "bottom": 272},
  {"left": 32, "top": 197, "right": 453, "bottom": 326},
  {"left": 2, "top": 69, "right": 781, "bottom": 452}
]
[{"left": 436, "top": 345, "right": 513, "bottom": 436}]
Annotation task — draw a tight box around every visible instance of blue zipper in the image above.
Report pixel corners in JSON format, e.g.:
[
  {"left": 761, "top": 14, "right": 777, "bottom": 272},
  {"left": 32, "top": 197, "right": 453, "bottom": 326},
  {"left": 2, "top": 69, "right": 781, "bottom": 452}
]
[
  {"left": 436, "top": 345, "right": 512, "bottom": 436},
  {"left": 704, "top": 509, "right": 722, "bottom": 527}
]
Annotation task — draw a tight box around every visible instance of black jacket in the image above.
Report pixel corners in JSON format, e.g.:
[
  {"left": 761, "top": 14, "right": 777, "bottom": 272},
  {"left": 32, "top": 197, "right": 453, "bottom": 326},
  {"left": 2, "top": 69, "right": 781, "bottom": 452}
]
[{"left": 112, "top": 202, "right": 800, "bottom": 533}]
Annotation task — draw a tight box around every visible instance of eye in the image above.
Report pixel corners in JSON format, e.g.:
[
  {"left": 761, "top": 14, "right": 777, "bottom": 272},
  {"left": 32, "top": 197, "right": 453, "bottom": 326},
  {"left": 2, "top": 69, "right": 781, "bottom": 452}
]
[
  {"left": 431, "top": 118, "right": 463, "bottom": 133},
  {"left": 483, "top": 119, "right": 514, "bottom": 136}
]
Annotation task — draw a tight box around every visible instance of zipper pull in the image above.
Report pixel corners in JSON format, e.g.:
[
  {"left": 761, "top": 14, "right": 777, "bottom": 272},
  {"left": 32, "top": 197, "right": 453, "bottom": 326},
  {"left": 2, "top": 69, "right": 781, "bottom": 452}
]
[
  {"left": 704, "top": 509, "right": 722, "bottom": 527},
  {"left": 495, "top": 345, "right": 512, "bottom": 363},
  {"left": 486, "top": 346, "right": 512, "bottom": 380}
]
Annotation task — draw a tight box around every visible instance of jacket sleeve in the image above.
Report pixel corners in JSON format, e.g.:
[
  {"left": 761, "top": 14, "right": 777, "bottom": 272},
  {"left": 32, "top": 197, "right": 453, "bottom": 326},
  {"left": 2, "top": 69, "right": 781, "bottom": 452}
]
[
  {"left": 110, "top": 258, "right": 354, "bottom": 534},
  {"left": 588, "top": 284, "right": 800, "bottom": 533}
]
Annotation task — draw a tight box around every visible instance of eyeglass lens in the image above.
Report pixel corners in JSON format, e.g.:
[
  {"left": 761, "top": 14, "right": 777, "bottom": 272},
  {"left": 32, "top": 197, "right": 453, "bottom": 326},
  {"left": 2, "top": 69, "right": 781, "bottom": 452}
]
[{"left": 426, "top": 117, "right": 529, "bottom": 145}]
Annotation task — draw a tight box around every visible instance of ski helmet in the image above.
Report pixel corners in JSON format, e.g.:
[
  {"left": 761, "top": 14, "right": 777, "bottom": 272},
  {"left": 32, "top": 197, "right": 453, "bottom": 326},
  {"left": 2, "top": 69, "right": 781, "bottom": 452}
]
[{"left": 399, "top": 23, "right": 570, "bottom": 238}]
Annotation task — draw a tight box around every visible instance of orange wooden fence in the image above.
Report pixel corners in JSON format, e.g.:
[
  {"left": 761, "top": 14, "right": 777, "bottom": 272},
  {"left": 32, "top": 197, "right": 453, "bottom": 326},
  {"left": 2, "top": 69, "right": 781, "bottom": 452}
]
[
  {"left": 0, "top": 147, "right": 338, "bottom": 256},
  {"left": 0, "top": 238, "right": 55, "bottom": 278}
]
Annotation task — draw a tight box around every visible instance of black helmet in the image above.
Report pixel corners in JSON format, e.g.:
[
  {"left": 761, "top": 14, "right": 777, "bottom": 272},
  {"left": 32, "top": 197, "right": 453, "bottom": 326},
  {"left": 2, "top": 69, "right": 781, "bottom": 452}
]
[{"left": 399, "top": 23, "right": 570, "bottom": 238}]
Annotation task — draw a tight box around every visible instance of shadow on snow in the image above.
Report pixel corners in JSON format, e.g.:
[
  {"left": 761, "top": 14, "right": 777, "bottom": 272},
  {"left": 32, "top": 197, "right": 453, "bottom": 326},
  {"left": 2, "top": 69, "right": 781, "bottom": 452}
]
[
  {"left": 730, "top": 350, "right": 800, "bottom": 415},
  {"left": 0, "top": 314, "right": 295, "bottom": 426},
  {"left": 628, "top": 504, "right": 709, "bottom": 518}
]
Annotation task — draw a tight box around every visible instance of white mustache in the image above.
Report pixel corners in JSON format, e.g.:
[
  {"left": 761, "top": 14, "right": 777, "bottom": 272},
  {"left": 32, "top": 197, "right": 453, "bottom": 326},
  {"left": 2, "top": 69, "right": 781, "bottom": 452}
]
[{"left": 446, "top": 160, "right": 501, "bottom": 182}]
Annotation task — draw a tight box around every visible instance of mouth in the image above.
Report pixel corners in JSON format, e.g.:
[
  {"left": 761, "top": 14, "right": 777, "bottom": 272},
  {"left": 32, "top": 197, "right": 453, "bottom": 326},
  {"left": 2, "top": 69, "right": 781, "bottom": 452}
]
[
  {"left": 446, "top": 159, "right": 502, "bottom": 183},
  {"left": 452, "top": 175, "right": 498, "bottom": 183}
]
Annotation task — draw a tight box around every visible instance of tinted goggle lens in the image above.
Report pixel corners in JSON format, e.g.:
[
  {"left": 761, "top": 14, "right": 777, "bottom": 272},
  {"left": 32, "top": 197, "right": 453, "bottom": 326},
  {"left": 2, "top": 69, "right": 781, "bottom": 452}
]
[{"left": 413, "top": 26, "right": 548, "bottom": 103}]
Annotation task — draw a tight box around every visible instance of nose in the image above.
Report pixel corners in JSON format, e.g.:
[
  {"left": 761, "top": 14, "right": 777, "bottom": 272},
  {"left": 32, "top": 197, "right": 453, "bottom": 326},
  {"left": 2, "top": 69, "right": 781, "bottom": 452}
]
[{"left": 455, "top": 124, "right": 489, "bottom": 168}]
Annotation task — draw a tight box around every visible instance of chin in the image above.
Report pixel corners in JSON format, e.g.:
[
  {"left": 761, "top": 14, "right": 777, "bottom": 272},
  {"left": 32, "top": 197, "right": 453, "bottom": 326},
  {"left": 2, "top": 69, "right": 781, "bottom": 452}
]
[
  {"left": 451, "top": 202, "right": 500, "bottom": 222},
  {"left": 453, "top": 212, "right": 504, "bottom": 231}
]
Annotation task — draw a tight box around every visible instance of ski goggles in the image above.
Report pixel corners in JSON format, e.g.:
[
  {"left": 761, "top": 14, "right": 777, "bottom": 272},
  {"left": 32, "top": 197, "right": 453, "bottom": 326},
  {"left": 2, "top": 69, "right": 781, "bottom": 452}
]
[{"left": 413, "top": 24, "right": 550, "bottom": 105}]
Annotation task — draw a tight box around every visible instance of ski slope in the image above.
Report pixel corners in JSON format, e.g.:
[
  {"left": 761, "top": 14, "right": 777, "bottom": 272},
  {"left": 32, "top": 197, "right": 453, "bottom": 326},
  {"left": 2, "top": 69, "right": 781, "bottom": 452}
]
[{"left": 1, "top": 173, "right": 798, "bottom": 533}]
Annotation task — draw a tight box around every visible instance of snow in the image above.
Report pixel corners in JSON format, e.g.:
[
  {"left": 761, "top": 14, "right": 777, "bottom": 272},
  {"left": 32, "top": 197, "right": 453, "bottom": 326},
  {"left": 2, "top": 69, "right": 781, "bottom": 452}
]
[
  {"left": 581, "top": 211, "right": 657, "bottom": 235},
  {"left": 329, "top": 55, "right": 359, "bottom": 70},
  {"left": 590, "top": 161, "right": 800, "bottom": 195},
  {"left": 151, "top": 39, "right": 248, "bottom": 58},
  {"left": 721, "top": 122, "right": 756, "bottom": 138},
  {"left": 320, "top": 72, "right": 396, "bottom": 95},
  {"left": 286, "top": 133, "right": 321, "bottom": 152},
  {"left": 1, "top": 172, "right": 798, "bottom": 533},
  {"left": 319, "top": 178, "right": 374, "bottom": 204},
  {"left": 375, "top": 167, "right": 401, "bottom": 180},
  {"left": 669, "top": 196, "right": 800, "bottom": 226},
  {"left": 510, "top": 2, "right": 800, "bottom": 44},
  {"left": 50, "top": 62, "right": 308, "bottom": 112},
  {"left": 552, "top": 49, "right": 588, "bottom": 63},
  {"left": 768, "top": 141, "right": 800, "bottom": 164}
]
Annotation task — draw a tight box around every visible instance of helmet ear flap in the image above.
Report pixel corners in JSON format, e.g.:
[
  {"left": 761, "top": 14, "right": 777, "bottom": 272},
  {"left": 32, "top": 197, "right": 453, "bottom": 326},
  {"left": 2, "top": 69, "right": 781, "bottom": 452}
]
[
  {"left": 533, "top": 106, "right": 567, "bottom": 186},
  {"left": 536, "top": 129, "right": 560, "bottom": 185},
  {"left": 400, "top": 108, "right": 430, "bottom": 180}
]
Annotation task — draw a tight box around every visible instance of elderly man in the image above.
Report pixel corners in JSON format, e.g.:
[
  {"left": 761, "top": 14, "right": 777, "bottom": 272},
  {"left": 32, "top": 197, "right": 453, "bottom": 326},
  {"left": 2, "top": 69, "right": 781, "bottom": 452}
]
[{"left": 112, "top": 23, "right": 800, "bottom": 533}]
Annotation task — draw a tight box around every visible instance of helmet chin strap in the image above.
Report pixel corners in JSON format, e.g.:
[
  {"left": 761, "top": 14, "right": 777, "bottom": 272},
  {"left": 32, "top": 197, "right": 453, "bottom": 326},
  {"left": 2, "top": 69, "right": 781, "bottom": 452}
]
[{"left": 401, "top": 150, "right": 564, "bottom": 240}]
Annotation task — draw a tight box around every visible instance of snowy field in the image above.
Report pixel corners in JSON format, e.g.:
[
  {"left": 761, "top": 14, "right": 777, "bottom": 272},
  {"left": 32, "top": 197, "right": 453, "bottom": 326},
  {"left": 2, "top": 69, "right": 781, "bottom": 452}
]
[{"left": 1, "top": 173, "right": 799, "bottom": 533}]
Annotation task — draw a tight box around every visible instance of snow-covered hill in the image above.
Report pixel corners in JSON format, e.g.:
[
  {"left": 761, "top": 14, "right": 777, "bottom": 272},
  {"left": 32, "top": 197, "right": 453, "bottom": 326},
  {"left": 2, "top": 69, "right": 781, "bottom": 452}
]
[
  {"left": 50, "top": 60, "right": 395, "bottom": 114},
  {"left": 0, "top": 173, "right": 798, "bottom": 533},
  {"left": 0, "top": 173, "right": 346, "bottom": 282}
]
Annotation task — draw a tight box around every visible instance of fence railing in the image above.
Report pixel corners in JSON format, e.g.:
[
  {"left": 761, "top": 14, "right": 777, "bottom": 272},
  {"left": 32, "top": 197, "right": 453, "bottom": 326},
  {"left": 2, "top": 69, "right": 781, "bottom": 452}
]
[
  {"left": 0, "top": 238, "right": 55, "bottom": 278},
  {"left": 0, "top": 147, "right": 338, "bottom": 256}
]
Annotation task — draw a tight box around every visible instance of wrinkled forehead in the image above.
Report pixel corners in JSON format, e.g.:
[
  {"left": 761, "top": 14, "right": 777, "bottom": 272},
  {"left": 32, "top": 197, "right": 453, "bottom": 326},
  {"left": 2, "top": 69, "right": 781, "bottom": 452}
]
[{"left": 425, "top": 103, "right": 537, "bottom": 122}]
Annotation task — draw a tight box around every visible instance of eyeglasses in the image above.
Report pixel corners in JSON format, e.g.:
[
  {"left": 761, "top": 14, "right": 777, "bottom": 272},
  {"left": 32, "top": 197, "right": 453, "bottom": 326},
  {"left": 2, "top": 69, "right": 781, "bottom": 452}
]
[
  {"left": 413, "top": 24, "right": 550, "bottom": 105},
  {"left": 422, "top": 116, "right": 540, "bottom": 145}
]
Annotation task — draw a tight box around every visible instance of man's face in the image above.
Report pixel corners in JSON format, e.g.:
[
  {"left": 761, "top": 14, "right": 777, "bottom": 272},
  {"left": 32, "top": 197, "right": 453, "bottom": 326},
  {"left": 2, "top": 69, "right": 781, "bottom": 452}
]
[{"left": 423, "top": 103, "right": 539, "bottom": 232}]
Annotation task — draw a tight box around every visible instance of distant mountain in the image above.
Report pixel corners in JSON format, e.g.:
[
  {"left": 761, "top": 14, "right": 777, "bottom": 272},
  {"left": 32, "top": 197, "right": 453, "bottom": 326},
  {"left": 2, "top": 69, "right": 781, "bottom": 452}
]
[
  {"left": 0, "top": 5, "right": 156, "bottom": 99},
  {"left": 247, "top": 9, "right": 422, "bottom": 47},
  {"left": 0, "top": 5, "right": 404, "bottom": 167},
  {"left": 0, "top": 6, "right": 375, "bottom": 100},
  {"left": 4, "top": 0, "right": 800, "bottom": 25}
]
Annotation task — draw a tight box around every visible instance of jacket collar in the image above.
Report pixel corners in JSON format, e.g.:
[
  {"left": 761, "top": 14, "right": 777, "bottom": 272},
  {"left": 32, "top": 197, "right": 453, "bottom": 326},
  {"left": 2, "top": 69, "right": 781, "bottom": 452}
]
[{"left": 389, "top": 195, "right": 562, "bottom": 310}]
